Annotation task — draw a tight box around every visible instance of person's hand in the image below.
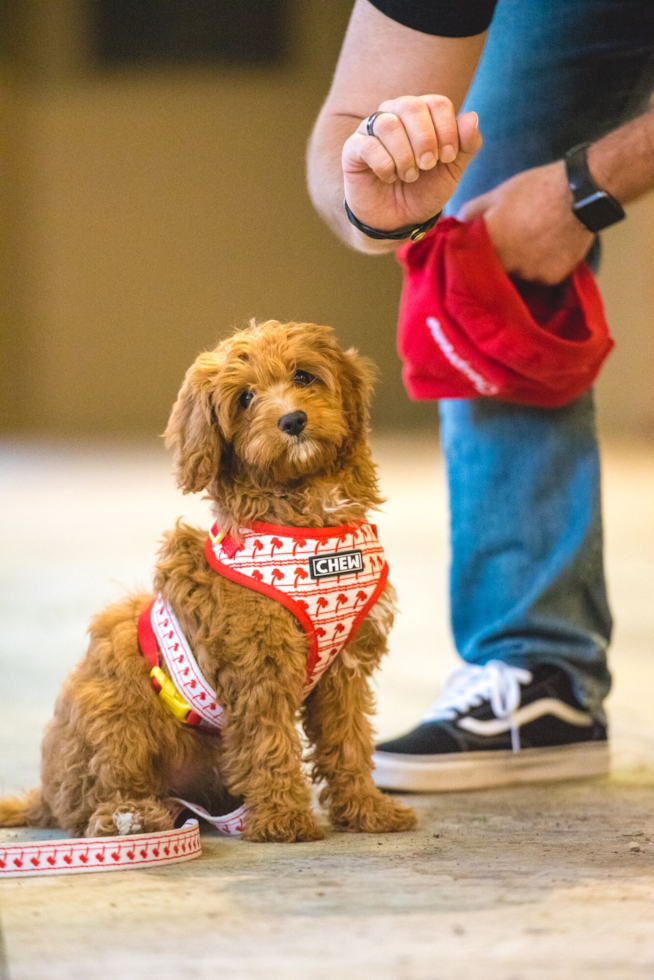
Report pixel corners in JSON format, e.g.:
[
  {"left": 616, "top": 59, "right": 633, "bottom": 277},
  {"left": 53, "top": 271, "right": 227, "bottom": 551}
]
[
  {"left": 459, "top": 160, "right": 595, "bottom": 284},
  {"left": 342, "top": 95, "right": 482, "bottom": 232}
]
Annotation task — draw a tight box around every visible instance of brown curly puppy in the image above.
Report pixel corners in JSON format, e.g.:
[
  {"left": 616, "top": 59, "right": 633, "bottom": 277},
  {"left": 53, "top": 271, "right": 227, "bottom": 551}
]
[{"left": 0, "top": 320, "right": 416, "bottom": 842}]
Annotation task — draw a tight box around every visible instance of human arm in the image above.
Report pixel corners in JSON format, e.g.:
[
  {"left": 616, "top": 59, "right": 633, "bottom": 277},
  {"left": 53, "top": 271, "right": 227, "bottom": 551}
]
[
  {"left": 307, "top": 0, "right": 487, "bottom": 254},
  {"left": 459, "top": 106, "right": 654, "bottom": 284}
]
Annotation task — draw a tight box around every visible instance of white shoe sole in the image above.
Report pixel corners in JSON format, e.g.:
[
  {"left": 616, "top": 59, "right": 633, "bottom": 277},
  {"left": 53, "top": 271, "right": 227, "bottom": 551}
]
[{"left": 372, "top": 741, "right": 610, "bottom": 793}]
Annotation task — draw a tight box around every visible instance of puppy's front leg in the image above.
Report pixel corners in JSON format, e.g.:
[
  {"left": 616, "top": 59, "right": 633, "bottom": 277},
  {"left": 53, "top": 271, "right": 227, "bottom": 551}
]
[
  {"left": 303, "top": 603, "right": 416, "bottom": 834},
  {"left": 219, "top": 659, "right": 324, "bottom": 843}
]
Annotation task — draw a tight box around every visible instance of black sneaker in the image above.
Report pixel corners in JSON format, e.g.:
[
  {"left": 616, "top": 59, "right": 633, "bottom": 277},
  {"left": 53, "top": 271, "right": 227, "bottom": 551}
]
[{"left": 372, "top": 661, "right": 609, "bottom": 792}]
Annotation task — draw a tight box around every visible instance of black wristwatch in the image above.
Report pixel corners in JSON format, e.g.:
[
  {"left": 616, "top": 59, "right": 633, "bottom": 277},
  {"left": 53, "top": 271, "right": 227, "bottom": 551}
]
[{"left": 564, "top": 142, "right": 625, "bottom": 233}]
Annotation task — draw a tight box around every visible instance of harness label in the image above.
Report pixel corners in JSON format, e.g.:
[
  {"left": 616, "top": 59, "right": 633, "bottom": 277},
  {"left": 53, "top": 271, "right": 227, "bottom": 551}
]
[{"left": 309, "top": 549, "right": 363, "bottom": 580}]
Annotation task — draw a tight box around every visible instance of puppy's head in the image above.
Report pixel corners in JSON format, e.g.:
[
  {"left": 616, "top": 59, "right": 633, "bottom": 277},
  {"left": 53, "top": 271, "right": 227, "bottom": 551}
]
[{"left": 165, "top": 320, "right": 375, "bottom": 494}]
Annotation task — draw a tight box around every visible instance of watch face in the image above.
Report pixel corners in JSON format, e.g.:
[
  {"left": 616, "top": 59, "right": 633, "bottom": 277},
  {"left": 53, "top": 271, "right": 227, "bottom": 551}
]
[{"left": 573, "top": 191, "right": 625, "bottom": 233}]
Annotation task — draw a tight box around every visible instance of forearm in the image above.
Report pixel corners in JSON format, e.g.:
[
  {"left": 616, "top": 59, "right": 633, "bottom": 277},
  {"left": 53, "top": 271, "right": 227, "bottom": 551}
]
[
  {"left": 307, "top": 0, "right": 486, "bottom": 254},
  {"left": 588, "top": 106, "right": 654, "bottom": 206},
  {"left": 455, "top": 101, "right": 654, "bottom": 285},
  {"left": 308, "top": 110, "right": 398, "bottom": 254}
]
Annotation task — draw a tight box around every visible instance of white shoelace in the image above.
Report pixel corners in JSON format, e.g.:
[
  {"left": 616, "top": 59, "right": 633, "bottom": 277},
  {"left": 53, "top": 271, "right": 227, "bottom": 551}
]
[{"left": 422, "top": 660, "right": 534, "bottom": 753}]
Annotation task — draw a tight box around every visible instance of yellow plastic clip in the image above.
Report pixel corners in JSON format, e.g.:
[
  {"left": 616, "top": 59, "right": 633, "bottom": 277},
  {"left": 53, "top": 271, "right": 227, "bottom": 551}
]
[
  {"left": 150, "top": 666, "right": 192, "bottom": 723},
  {"left": 211, "top": 527, "right": 226, "bottom": 546}
]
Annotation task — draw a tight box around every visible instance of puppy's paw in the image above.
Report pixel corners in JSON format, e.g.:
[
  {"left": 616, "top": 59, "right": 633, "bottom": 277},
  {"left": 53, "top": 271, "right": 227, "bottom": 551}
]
[
  {"left": 85, "top": 798, "right": 174, "bottom": 837},
  {"left": 242, "top": 807, "right": 325, "bottom": 843},
  {"left": 330, "top": 791, "right": 417, "bottom": 834}
]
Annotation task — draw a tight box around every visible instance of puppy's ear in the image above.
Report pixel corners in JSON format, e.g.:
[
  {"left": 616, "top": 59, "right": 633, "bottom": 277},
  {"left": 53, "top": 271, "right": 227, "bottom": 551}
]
[
  {"left": 165, "top": 352, "right": 223, "bottom": 494},
  {"left": 339, "top": 347, "right": 377, "bottom": 440}
]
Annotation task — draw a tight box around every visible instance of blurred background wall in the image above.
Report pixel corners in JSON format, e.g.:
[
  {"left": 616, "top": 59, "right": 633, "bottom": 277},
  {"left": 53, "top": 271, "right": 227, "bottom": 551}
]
[{"left": 1, "top": 0, "right": 653, "bottom": 438}]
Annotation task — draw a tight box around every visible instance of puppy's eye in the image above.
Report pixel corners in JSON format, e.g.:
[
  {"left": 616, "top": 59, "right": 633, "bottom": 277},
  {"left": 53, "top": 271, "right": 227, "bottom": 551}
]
[
  {"left": 239, "top": 390, "right": 255, "bottom": 409},
  {"left": 293, "top": 370, "right": 316, "bottom": 387}
]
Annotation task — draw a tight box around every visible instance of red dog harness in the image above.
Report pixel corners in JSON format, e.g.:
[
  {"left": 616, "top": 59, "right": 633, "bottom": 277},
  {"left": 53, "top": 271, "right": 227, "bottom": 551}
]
[
  {"left": 139, "top": 520, "right": 388, "bottom": 722},
  {"left": 137, "top": 521, "right": 388, "bottom": 835},
  {"left": 205, "top": 520, "right": 388, "bottom": 692}
]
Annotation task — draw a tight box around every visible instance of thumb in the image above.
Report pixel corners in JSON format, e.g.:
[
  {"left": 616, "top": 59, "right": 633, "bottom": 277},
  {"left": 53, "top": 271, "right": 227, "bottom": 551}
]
[{"left": 457, "top": 190, "right": 493, "bottom": 222}]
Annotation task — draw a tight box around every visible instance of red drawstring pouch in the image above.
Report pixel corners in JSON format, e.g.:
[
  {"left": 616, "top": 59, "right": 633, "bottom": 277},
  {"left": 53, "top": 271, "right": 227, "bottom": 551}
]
[{"left": 396, "top": 216, "right": 614, "bottom": 408}]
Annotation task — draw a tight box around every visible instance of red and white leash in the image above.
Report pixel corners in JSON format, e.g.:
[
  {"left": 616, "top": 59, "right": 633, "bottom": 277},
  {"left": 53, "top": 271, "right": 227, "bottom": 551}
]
[
  {"left": 0, "top": 819, "right": 201, "bottom": 879},
  {"left": 0, "top": 800, "right": 249, "bottom": 879},
  {"left": 167, "top": 800, "right": 247, "bottom": 837}
]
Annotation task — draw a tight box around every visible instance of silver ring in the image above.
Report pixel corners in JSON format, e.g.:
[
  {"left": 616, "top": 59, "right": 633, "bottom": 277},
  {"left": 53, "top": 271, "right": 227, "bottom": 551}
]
[{"left": 366, "top": 111, "right": 384, "bottom": 138}]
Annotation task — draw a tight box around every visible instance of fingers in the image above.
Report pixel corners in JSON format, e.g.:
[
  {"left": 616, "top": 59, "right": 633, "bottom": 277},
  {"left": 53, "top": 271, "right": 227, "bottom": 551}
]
[
  {"left": 343, "top": 132, "right": 399, "bottom": 184},
  {"left": 421, "top": 95, "right": 460, "bottom": 164},
  {"left": 457, "top": 188, "right": 492, "bottom": 222},
  {"left": 356, "top": 105, "right": 423, "bottom": 183},
  {"left": 379, "top": 94, "right": 459, "bottom": 167},
  {"left": 354, "top": 96, "right": 478, "bottom": 185},
  {"left": 456, "top": 111, "right": 483, "bottom": 161}
]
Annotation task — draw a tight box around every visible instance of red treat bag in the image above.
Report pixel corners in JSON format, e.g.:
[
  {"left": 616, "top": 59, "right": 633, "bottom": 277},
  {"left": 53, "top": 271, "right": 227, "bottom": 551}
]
[{"left": 396, "top": 216, "right": 613, "bottom": 408}]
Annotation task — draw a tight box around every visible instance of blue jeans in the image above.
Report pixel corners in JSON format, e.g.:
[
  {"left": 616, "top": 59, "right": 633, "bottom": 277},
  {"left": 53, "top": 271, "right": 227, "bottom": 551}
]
[{"left": 441, "top": 0, "right": 654, "bottom": 719}]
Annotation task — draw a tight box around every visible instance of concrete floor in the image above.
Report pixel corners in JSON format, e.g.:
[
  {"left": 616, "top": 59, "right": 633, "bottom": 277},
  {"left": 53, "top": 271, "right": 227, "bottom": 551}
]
[{"left": 1, "top": 434, "right": 653, "bottom": 980}]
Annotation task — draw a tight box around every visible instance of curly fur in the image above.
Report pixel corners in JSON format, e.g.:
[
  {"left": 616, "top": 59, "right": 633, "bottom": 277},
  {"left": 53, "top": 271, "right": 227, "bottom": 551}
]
[{"left": 1, "top": 320, "right": 416, "bottom": 842}]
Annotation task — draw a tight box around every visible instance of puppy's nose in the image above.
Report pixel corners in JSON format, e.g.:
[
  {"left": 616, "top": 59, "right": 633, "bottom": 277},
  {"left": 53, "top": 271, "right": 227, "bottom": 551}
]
[{"left": 278, "top": 410, "right": 308, "bottom": 436}]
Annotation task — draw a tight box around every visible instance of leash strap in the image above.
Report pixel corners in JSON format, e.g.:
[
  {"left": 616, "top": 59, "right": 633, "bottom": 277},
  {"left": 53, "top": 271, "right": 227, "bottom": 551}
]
[
  {"left": 0, "top": 819, "right": 201, "bottom": 878},
  {"left": 1, "top": 799, "right": 247, "bottom": 878},
  {"left": 167, "top": 799, "right": 247, "bottom": 837}
]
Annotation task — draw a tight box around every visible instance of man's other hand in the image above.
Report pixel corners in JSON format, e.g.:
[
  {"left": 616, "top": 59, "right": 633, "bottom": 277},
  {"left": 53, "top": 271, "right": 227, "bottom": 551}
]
[
  {"left": 459, "top": 160, "right": 595, "bottom": 284},
  {"left": 343, "top": 95, "right": 482, "bottom": 233}
]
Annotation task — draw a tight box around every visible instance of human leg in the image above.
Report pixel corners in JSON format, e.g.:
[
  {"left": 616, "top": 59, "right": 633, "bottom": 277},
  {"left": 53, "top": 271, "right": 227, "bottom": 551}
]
[{"left": 374, "top": 0, "right": 654, "bottom": 789}]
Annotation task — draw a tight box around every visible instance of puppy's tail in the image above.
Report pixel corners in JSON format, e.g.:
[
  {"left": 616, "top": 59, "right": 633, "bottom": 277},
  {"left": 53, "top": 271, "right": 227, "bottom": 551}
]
[{"left": 0, "top": 788, "right": 56, "bottom": 829}]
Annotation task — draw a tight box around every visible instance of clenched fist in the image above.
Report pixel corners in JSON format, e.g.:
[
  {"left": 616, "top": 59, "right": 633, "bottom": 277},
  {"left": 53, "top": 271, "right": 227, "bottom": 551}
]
[{"left": 342, "top": 94, "right": 482, "bottom": 233}]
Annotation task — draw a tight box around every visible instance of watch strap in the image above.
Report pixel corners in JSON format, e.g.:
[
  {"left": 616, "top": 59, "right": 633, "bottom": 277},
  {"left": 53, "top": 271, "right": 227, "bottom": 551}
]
[{"left": 565, "top": 142, "right": 596, "bottom": 203}]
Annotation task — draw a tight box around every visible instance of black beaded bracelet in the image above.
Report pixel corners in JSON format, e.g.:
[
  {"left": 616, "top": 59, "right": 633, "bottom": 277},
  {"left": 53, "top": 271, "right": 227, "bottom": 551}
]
[{"left": 344, "top": 198, "right": 440, "bottom": 242}]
